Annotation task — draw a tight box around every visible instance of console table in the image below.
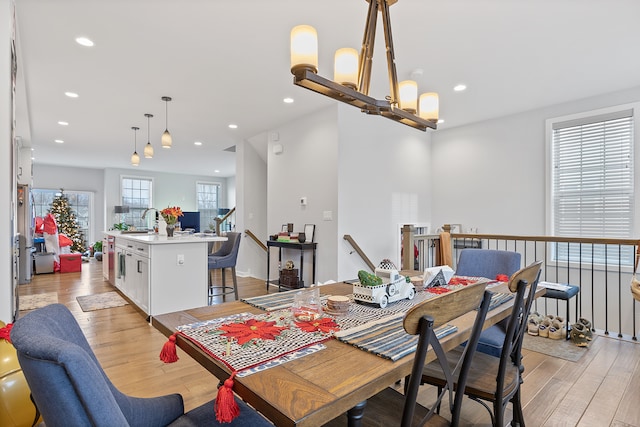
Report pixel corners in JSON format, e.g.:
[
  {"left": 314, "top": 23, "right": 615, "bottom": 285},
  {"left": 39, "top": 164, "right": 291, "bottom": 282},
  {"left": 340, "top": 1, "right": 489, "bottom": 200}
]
[{"left": 266, "top": 240, "right": 317, "bottom": 291}]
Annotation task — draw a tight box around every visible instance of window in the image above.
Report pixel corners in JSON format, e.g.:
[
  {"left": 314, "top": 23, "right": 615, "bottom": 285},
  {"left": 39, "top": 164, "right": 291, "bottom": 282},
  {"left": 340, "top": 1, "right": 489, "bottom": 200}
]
[
  {"left": 196, "top": 182, "right": 219, "bottom": 232},
  {"left": 121, "top": 177, "right": 153, "bottom": 228},
  {"left": 32, "top": 189, "right": 93, "bottom": 245},
  {"left": 549, "top": 107, "right": 635, "bottom": 265}
]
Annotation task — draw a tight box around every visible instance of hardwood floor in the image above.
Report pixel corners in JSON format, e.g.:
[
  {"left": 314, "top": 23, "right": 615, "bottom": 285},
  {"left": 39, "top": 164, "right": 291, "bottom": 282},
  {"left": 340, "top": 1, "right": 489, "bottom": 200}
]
[{"left": 17, "top": 259, "right": 640, "bottom": 426}]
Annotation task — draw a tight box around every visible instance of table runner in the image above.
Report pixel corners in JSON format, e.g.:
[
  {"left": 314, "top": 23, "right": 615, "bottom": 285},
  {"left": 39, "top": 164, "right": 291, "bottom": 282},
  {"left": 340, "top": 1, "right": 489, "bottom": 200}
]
[
  {"left": 176, "top": 310, "right": 338, "bottom": 375},
  {"left": 176, "top": 280, "right": 514, "bottom": 375}
]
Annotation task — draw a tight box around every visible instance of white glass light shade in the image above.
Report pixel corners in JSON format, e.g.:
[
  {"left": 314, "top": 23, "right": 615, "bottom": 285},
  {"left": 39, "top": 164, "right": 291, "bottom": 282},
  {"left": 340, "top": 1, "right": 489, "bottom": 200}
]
[
  {"left": 131, "top": 151, "right": 140, "bottom": 166},
  {"left": 334, "top": 48, "right": 359, "bottom": 89},
  {"left": 398, "top": 80, "right": 418, "bottom": 113},
  {"left": 144, "top": 142, "right": 154, "bottom": 158},
  {"left": 290, "top": 25, "right": 318, "bottom": 73},
  {"left": 419, "top": 92, "right": 439, "bottom": 122},
  {"left": 161, "top": 130, "right": 172, "bottom": 148}
]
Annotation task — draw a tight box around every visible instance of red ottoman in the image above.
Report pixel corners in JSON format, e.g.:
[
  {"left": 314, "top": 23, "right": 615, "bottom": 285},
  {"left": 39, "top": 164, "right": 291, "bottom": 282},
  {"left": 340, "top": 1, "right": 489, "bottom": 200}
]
[{"left": 59, "top": 253, "right": 82, "bottom": 273}]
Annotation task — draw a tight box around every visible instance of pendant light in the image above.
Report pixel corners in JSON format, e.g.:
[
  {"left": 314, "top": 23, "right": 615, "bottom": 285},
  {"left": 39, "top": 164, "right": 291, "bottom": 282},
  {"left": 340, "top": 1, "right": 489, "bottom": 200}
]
[
  {"left": 130, "top": 126, "right": 140, "bottom": 166},
  {"left": 161, "top": 96, "right": 172, "bottom": 148},
  {"left": 144, "top": 113, "right": 154, "bottom": 158}
]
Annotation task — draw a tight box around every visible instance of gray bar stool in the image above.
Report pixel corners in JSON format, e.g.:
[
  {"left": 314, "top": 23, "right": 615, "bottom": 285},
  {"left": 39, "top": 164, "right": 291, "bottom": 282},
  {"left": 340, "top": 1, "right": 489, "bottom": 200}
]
[{"left": 208, "top": 232, "right": 241, "bottom": 303}]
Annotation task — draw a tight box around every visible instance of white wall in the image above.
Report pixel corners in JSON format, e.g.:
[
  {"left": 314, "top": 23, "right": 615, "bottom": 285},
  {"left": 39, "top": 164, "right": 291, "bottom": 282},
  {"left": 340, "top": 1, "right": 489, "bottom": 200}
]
[
  {"left": 337, "top": 104, "right": 433, "bottom": 280},
  {"left": 33, "top": 164, "right": 105, "bottom": 245},
  {"left": 0, "top": 0, "right": 14, "bottom": 322},
  {"left": 235, "top": 134, "right": 268, "bottom": 279},
  {"left": 431, "top": 85, "right": 640, "bottom": 235},
  {"left": 267, "top": 107, "right": 339, "bottom": 283}
]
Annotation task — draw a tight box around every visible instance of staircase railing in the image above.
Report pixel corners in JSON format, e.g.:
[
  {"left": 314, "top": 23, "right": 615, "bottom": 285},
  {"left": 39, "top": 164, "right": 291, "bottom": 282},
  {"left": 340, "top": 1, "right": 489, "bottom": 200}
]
[
  {"left": 244, "top": 229, "right": 267, "bottom": 252},
  {"left": 343, "top": 234, "right": 376, "bottom": 272},
  {"left": 214, "top": 207, "right": 236, "bottom": 235},
  {"left": 402, "top": 224, "right": 640, "bottom": 341}
]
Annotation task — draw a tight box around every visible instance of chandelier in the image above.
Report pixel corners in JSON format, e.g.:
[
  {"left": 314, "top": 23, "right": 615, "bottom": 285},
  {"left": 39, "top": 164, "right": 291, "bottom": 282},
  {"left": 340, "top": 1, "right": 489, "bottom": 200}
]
[{"left": 290, "top": 0, "right": 438, "bottom": 131}]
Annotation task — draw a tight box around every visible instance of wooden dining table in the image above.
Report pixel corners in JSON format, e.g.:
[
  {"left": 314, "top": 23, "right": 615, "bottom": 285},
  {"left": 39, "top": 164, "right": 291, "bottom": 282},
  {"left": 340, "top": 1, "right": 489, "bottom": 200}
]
[{"left": 152, "top": 281, "right": 544, "bottom": 427}]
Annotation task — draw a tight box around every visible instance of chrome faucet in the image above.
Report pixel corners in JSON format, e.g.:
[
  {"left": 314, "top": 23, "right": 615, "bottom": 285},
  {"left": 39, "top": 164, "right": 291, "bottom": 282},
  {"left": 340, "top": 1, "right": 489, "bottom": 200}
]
[{"left": 141, "top": 207, "right": 157, "bottom": 220}]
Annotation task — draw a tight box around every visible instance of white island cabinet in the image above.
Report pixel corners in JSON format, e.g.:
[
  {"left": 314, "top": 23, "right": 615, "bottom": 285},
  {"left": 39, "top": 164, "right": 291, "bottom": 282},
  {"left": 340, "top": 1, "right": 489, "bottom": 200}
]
[{"left": 106, "top": 232, "right": 226, "bottom": 317}]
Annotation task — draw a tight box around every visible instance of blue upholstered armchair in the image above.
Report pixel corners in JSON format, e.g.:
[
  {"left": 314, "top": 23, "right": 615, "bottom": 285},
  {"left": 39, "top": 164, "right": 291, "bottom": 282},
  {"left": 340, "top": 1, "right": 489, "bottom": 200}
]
[
  {"left": 456, "top": 249, "right": 522, "bottom": 357},
  {"left": 10, "top": 303, "right": 272, "bottom": 426}
]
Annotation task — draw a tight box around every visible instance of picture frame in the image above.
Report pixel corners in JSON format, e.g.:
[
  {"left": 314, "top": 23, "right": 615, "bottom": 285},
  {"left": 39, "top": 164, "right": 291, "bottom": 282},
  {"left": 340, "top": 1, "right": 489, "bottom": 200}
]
[
  {"left": 304, "top": 224, "right": 316, "bottom": 243},
  {"left": 282, "top": 224, "right": 288, "bottom": 232}
]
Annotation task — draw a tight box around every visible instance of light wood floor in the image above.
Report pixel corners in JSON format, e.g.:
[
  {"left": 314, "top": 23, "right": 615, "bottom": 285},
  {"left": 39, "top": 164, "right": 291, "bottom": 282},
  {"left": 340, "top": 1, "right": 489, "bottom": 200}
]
[{"left": 17, "top": 259, "right": 640, "bottom": 426}]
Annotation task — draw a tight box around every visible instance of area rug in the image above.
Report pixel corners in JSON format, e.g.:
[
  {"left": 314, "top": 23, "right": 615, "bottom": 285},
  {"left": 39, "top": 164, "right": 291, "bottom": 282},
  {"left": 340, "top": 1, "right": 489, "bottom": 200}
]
[
  {"left": 76, "top": 291, "right": 128, "bottom": 312},
  {"left": 20, "top": 292, "right": 58, "bottom": 311},
  {"left": 522, "top": 333, "right": 597, "bottom": 362}
]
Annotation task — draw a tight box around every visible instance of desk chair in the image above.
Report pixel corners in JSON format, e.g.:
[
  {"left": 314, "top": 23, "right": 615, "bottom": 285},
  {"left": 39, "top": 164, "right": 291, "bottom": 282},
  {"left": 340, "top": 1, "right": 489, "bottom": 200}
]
[
  {"left": 456, "top": 249, "right": 522, "bottom": 357},
  {"left": 208, "top": 232, "right": 241, "bottom": 303},
  {"left": 10, "top": 303, "right": 273, "bottom": 427},
  {"left": 422, "top": 261, "right": 542, "bottom": 427},
  {"left": 325, "top": 282, "right": 493, "bottom": 427}
]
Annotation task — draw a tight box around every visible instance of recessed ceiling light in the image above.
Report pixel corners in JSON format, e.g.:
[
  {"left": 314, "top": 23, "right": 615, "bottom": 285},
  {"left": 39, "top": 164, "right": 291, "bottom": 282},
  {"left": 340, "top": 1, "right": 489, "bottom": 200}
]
[
  {"left": 214, "top": 170, "right": 220, "bottom": 173},
  {"left": 75, "top": 37, "right": 94, "bottom": 47},
  {"left": 54, "top": 139, "right": 64, "bottom": 144},
  {"left": 283, "top": 97, "right": 294, "bottom": 104},
  {"left": 58, "top": 121, "right": 69, "bottom": 126},
  {"left": 64, "top": 92, "right": 79, "bottom": 98},
  {"left": 228, "top": 124, "right": 238, "bottom": 129},
  {"left": 453, "top": 84, "right": 467, "bottom": 92},
  {"left": 194, "top": 141, "right": 202, "bottom": 146}
]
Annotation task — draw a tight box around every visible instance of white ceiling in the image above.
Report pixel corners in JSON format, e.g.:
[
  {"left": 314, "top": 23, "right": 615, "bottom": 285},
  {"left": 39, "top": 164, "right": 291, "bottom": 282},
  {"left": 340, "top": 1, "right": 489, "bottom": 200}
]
[{"left": 14, "top": 0, "right": 640, "bottom": 178}]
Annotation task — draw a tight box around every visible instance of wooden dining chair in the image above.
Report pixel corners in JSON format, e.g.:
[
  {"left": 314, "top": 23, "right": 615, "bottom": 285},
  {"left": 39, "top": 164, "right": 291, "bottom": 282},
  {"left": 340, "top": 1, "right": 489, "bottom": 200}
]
[
  {"left": 421, "top": 261, "right": 543, "bottom": 427},
  {"left": 324, "top": 281, "right": 493, "bottom": 427}
]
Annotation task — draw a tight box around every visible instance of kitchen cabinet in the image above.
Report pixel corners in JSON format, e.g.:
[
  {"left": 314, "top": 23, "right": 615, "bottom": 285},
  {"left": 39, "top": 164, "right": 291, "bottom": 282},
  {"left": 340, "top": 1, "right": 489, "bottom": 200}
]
[{"left": 106, "top": 232, "right": 226, "bottom": 318}]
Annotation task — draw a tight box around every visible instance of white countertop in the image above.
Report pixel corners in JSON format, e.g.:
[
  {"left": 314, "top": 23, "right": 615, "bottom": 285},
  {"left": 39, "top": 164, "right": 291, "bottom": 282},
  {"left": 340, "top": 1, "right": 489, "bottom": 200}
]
[{"left": 104, "top": 230, "right": 226, "bottom": 244}]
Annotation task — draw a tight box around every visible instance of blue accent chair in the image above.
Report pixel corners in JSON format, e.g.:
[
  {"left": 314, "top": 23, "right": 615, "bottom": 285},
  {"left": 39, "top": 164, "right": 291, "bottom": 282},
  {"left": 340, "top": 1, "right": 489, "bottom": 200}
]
[
  {"left": 456, "top": 249, "right": 522, "bottom": 357},
  {"left": 10, "top": 303, "right": 273, "bottom": 426}
]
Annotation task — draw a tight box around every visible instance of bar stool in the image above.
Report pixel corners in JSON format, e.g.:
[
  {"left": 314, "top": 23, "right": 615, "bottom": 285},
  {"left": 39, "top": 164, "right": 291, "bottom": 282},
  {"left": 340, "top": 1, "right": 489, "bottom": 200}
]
[{"left": 208, "top": 232, "right": 241, "bottom": 303}]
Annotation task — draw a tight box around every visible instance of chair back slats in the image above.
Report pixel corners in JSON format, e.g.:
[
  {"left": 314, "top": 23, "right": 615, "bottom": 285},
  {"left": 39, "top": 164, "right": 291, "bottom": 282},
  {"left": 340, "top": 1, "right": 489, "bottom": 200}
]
[
  {"left": 402, "top": 286, "right": 493, "bottom": 427},
  {"left": 404, "top": 279, "right": 489, "bottom": 334},
  {"left": 497, "top": 261, "right": 542, "bottom": 397}
]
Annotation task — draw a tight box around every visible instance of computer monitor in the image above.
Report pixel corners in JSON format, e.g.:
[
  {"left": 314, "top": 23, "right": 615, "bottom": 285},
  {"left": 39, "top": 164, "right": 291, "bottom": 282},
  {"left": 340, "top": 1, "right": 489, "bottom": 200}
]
[{"left": 180, "top": 211, "right": 201, "bottom": 232}]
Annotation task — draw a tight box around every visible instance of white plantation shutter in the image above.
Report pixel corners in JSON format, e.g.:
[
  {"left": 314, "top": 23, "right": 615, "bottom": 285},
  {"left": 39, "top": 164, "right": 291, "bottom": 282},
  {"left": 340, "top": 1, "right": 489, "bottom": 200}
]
[{"left": 551, "top": 109, "right": 634, "bottom": 264}]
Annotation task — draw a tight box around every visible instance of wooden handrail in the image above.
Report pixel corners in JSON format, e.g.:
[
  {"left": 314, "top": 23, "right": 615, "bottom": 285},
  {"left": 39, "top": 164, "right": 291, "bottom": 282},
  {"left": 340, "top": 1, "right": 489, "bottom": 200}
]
[
  {"left": 244, "top": 229, "right": 267, "bottom": 252},
  {"left": 214, "top": 207, "right": 236, "bottom": 235},
  {"left": 343, "top": 234, "right": 376, "bottom": 272}
]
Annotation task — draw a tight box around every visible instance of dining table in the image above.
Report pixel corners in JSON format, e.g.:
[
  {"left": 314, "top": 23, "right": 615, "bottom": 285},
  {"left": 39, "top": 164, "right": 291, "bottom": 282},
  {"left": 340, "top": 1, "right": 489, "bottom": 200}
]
[{"left": 151, "top": 278, "right": 545, "bottom": 427}]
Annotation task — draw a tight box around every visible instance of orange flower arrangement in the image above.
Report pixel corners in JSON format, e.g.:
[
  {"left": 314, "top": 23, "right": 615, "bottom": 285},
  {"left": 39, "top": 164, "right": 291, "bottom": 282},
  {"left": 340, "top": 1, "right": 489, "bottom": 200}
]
[{"left": 160, "top": 206, "right": 183, "bottom": 225}]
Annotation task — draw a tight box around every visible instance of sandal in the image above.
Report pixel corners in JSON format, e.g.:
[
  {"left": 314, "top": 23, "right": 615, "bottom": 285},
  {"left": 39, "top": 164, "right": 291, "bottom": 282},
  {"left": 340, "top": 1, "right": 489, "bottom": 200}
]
[{"left": 570, "top": 323, "right": 589, "bottom": 347}]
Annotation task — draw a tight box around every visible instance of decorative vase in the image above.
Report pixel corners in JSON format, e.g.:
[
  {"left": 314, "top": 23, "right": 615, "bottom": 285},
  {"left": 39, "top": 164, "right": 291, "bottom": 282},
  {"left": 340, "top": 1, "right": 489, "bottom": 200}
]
[
  {"left": 158, "top": 218, "right": 168, "bottom": 236},
  {"left": 298, "top": 232, "right": 306, "bottom": 243},
  {"left": 166, "top": 224, "right": 175, "bottom": 237}
]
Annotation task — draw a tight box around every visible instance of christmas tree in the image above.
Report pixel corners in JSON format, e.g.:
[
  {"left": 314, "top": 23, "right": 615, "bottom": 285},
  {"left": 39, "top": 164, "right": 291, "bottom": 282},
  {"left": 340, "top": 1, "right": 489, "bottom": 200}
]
[{"left": 49, "top": 189, "right": 85, "bottom": 253}]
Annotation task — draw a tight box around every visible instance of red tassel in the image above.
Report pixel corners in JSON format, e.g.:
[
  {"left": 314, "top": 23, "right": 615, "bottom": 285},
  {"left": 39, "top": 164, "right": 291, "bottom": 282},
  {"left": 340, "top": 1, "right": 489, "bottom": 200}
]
[
  {"left": 0, "top": 323, "right": 13, "bottom": 343},
  {"left": 159, "top": 333, "right": 179, "bottom": 363},
  {"left": 215, "top": 372, "right": 240, "bottom": 423}
]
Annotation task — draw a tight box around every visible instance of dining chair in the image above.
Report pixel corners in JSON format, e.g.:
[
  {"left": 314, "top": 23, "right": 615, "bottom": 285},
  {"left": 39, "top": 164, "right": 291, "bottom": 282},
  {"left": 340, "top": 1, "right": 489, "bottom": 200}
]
[
  {"left": 421, "top": 261, "right": 543, "bottom": 427},
  {"left": 455, "top": 249, "right": 522, "bottom": 357},
  {"left": 10, "top": 303, "right": 273, "bottom": 427},
  {"left": 208, "top": 231, "right": 241, "bottom": 303},
  {"left": 324, "top": 281, "right": 493, "bottom": 427}
]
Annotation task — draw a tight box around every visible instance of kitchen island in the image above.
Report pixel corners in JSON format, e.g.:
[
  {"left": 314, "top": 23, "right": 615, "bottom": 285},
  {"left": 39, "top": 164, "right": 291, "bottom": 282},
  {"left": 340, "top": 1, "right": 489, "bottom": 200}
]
[{"left": 104, "top": 231, "right": 226, "bottom": 318}]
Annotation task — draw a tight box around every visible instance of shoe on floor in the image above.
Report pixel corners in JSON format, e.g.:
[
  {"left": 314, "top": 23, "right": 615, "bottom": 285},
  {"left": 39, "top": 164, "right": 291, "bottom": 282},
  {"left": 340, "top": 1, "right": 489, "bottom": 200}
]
[
  {"left": 577, "top": 318, "right": 593, "bottom": 340},
  {"left": 570, "top": 323, "right": 590, "bottom": 347},
  {"left": 548, "top": 320, "right": 565, "bottom": 340},
  {"left": 527, "top": 317, "right": 540, "bottom": 336},
  {"left": 539, "top": 319, "right": 551, "bottom": 338}
]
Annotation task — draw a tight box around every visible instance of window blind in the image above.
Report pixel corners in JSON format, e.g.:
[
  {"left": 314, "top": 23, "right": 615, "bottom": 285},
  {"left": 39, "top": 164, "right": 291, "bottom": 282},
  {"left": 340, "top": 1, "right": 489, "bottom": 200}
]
[{"left": 551, "top": 109, "right": 634, "bottom": 264}]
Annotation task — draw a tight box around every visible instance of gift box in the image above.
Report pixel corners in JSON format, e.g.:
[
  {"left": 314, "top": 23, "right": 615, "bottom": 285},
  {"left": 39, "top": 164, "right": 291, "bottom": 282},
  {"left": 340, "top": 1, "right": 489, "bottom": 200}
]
[{"left": 59, "top": 253, "right": 82, "bottom": 273}]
